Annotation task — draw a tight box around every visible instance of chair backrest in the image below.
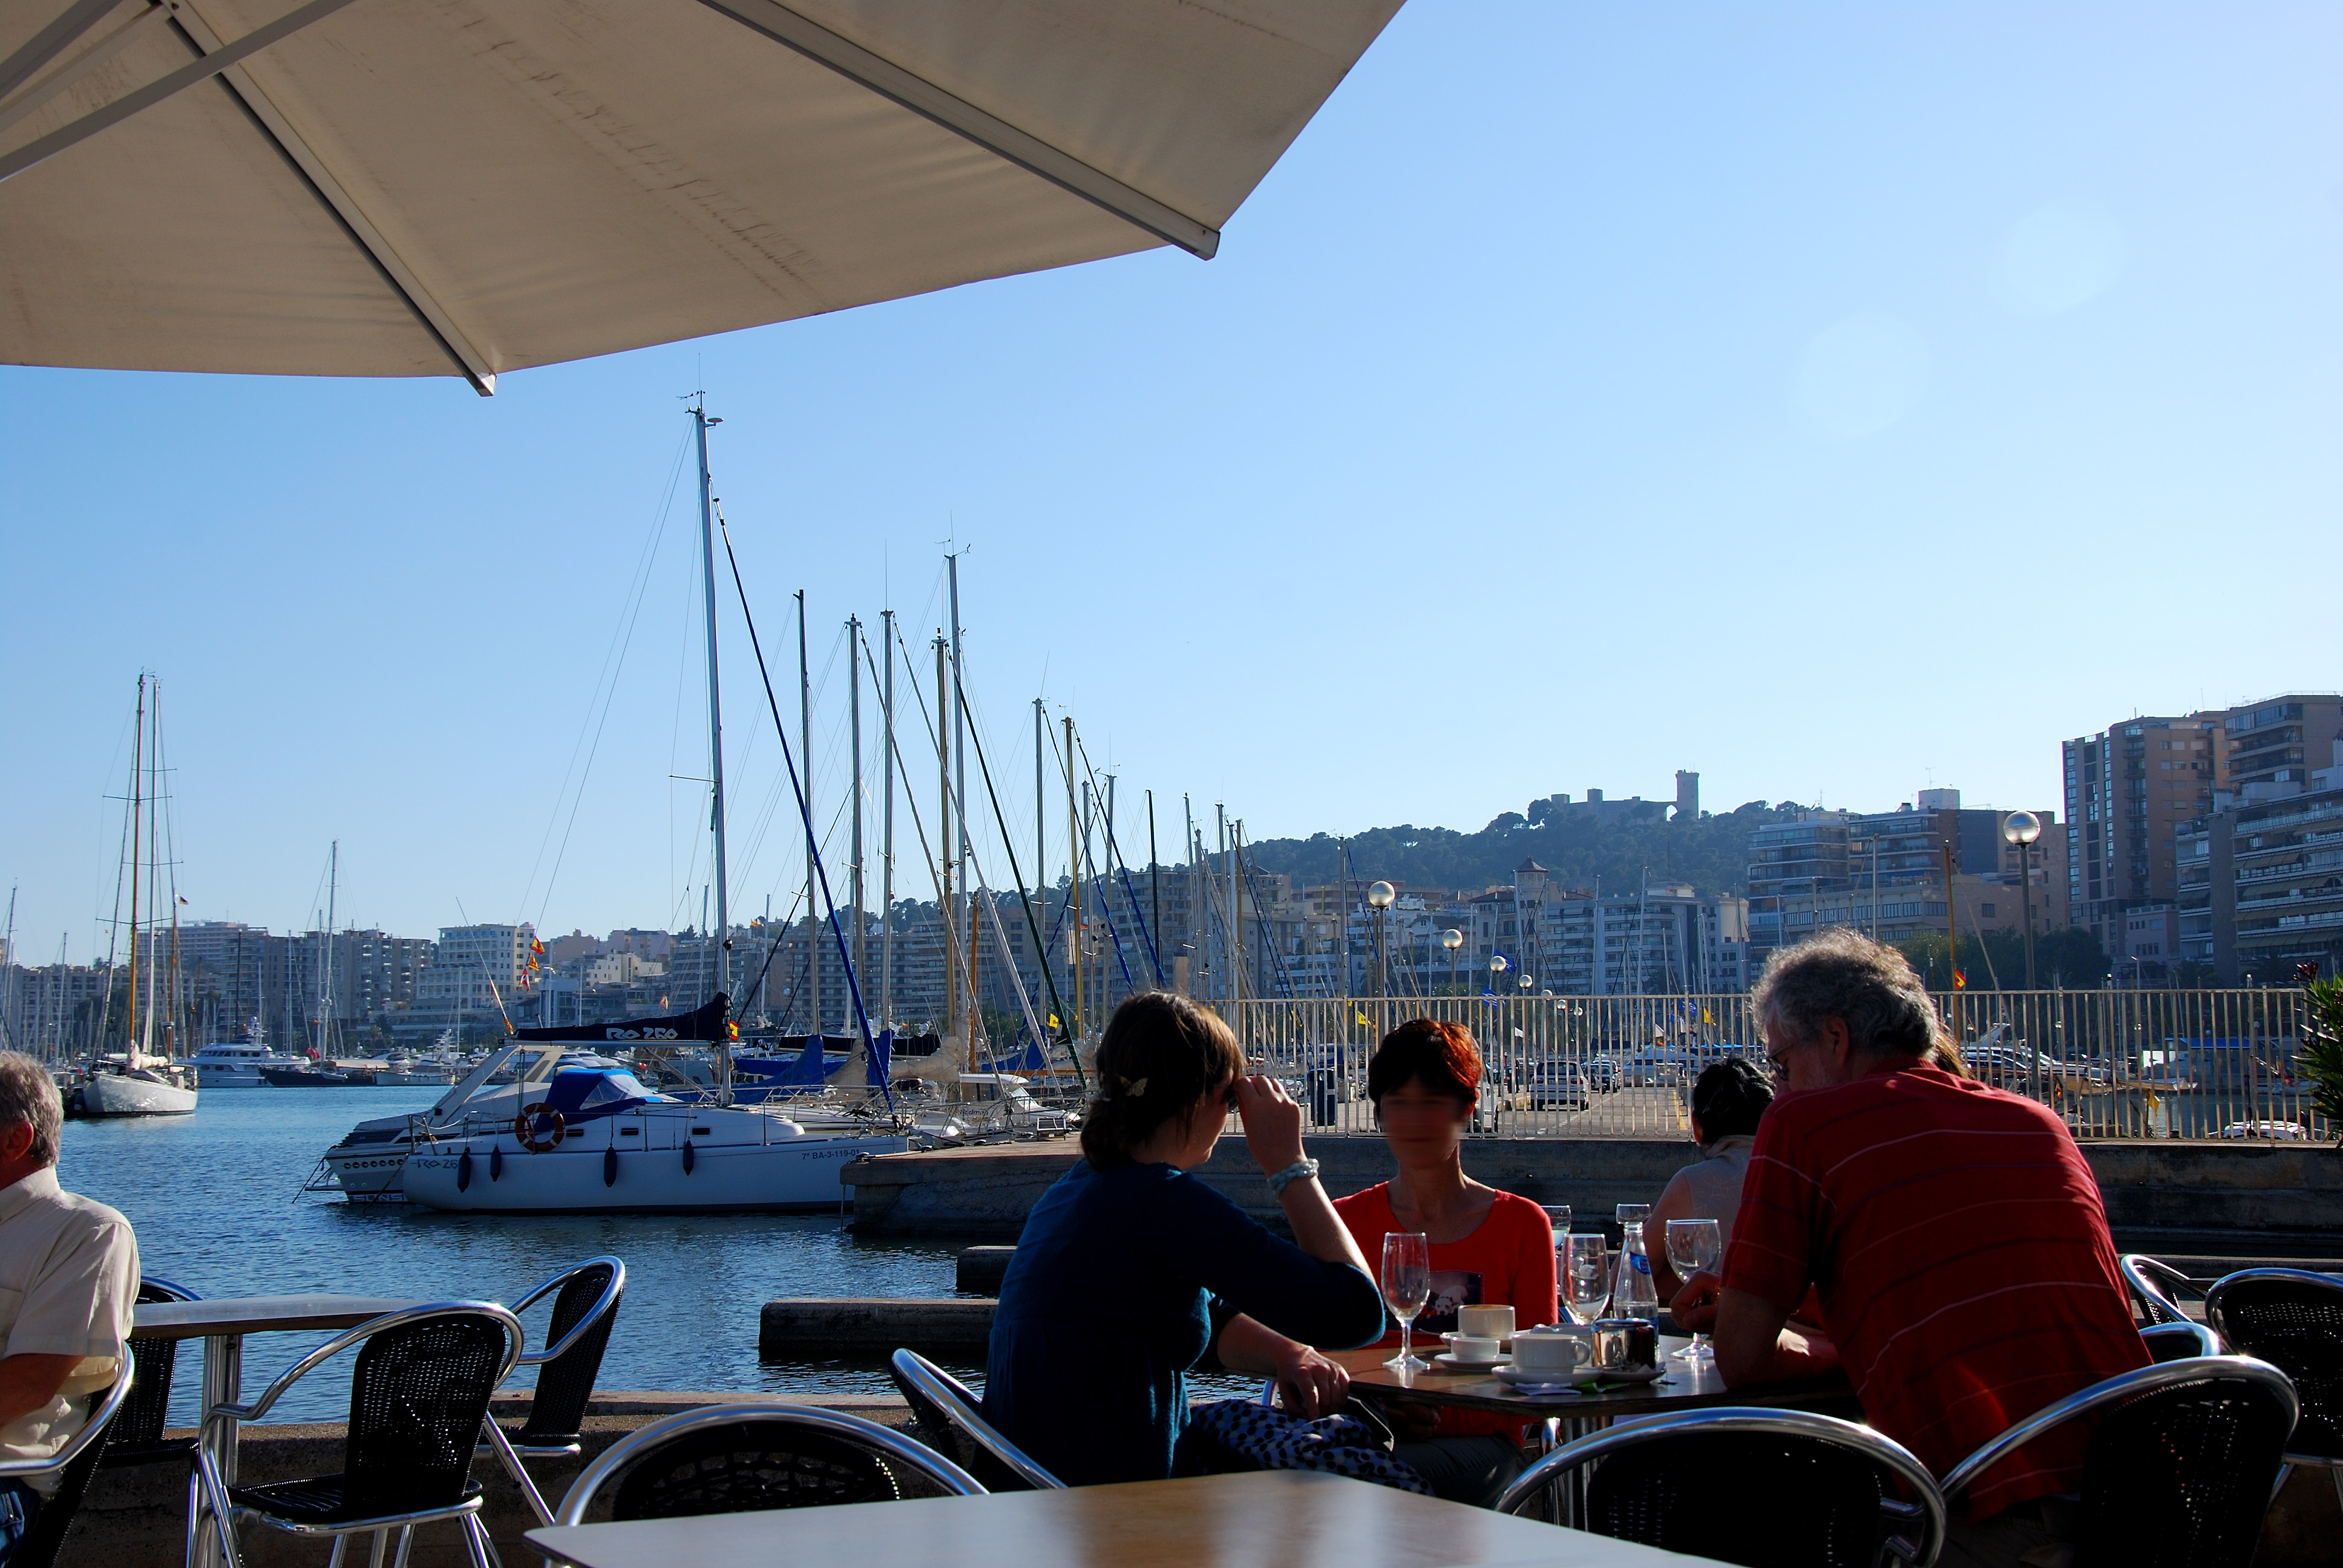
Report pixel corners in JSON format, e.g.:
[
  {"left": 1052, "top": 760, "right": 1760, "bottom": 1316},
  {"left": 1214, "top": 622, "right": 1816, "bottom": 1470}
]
[
  {"left": 2120, "top": 1255, "right": 2206, "bottom": 1331},
  {"left": 1942, "top": 1357, "right": 2298, "bottom": 1568},
  {"left": 513, "top": 1257, "right": 624, "bottom": 1441},
  {"left": 7, "top": 1371, "right": 137, "bottom": 1568},
  {"left": 2141, "top": 1322, "right": 2220, "bottom": 1364},
  {"left": 111, "top": 1276, "right": 202, "bottom": 1449},
  {"left": 886, "top": 1349, "right": 1064, "bottom": 1491},
  {"left": 1497, "top": 1407, "right": 1945, "bottom": 1568},
  {"left": 552, "top": 1405, "right": 981, "bottom": 1525},
  {"left": 341, "top": 1309, "right": 522, "bottom": 1518},
  {"left": 2206, "top": 1269, "right": 2343, "bottom": 1462}
]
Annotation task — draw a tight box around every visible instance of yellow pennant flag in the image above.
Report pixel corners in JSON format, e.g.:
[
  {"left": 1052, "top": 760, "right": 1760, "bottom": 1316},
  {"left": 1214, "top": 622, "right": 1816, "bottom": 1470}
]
[
  {"left": 1355, "top": 1008, "right": 1372, "bottom": 1027},
  {"left": 1047, "top": 1014, "right": 1060, "bottom": 1029}
]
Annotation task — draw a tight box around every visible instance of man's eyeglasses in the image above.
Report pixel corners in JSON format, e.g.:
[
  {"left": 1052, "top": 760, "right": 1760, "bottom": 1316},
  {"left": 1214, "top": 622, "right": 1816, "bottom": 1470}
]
[{"left": 1764, "top": 1038, "right": 1797, "bottom": 1077}]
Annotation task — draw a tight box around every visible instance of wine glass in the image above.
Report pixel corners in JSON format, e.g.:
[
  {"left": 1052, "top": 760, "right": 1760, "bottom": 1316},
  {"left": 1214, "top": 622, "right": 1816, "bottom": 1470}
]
[
  {"left": 1561, "top": 1232, "right": 1610, "bottom": 1324},
  {"left": 1380, "top": 1231, "right": 1432, "bottom": 1371},
  {"left": 1663, "top": 1218, "right": 1723, "bottom": 1362}
]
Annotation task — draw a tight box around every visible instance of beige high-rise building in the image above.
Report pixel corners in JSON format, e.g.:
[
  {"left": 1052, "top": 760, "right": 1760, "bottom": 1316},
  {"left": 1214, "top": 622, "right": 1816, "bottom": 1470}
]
[{"left": 2061, "top": 715, "right": 2223, "bottom": 955}]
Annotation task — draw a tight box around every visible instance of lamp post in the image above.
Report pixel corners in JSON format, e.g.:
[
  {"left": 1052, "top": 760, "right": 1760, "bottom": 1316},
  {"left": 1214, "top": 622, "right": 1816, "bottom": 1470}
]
[
  {"left": 1367, "top": 881, "right": 1395, "bottom": 999},
  {"left": 1441, "top": 928, "right": 1463, "bottom": 996},
  {"left": 2003, "top": 811, "right": 2042, "bottom": 990},
  {"left": 1489, "top": 953, "right": 1507, "bottom": 995}
]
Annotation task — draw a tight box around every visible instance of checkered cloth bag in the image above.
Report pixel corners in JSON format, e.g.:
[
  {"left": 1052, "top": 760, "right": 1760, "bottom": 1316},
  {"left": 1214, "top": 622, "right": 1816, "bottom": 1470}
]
[{"left": 1188, "top": 1399, "right": 1432, "bottom": 1494}]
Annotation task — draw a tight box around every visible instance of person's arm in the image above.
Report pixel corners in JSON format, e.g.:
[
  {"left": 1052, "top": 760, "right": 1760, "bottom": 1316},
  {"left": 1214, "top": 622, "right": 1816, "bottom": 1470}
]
[
  {"left": 0, "top": 1354, "right": 85, "bottom": 1428},
  {"left": 1670, "top": 1272, "right": 1839, "bottom": 1387},
  {"left": 1643, "top": 1172, "right": 1697, "bottom": 1302},
  {"left": 1232, "top": 1075, "right": 1371, "bottom": 1275},
  {"left": 1213, "top": 1313, "right": 1351, "bottom": 1419}
]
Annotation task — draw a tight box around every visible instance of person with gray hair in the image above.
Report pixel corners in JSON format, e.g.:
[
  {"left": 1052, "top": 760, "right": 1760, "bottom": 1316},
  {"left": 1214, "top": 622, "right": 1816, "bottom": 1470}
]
[
  {"left": 1671, "top": 930, "right": 2146, "bottom": 1568},
  {"left": 0, "top": 1054, "right": 138, "bottom": 1565}
]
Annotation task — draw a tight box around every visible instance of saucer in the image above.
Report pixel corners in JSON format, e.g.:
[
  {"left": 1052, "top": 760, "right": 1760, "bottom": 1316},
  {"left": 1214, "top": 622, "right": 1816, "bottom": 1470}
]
[
  {"left": 1441, "top": 1330, "right": 1513, "bottom": 1350},
  {"left": 1494, "top": 1363, "right": 1666, "bottom": 1389},
  {"left": 1430, "top": 1350, "right": 1510, "bottom": 1372}
]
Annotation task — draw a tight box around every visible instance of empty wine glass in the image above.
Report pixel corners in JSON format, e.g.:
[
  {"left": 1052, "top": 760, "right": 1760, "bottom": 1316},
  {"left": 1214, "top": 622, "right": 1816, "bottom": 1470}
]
[
  {"left": 1561, "top": 1232, "right": 1609, "bottom": 1324},
  {"left": 1380, "top": 1231, "right": 1432, "bottom": 1371},
  {"left": 1663, "top": 1218, "right": 1723, "bottom": 1362}
]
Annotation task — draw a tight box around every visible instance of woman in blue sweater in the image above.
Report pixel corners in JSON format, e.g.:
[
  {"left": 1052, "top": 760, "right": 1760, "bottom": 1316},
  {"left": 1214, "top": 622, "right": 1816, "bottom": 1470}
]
[{"left": 984, "top": 992, "right": 1388, "bottom": 1485}]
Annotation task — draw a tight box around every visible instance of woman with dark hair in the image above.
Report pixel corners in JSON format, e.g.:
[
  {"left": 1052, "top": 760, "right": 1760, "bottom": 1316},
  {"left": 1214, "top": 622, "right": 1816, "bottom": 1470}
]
[
  {"left": 983, "top": 991, "right": 1386, "bottom": 1486},
  {"left": 1644, "top": 1056, "right": 1774, "bottom": 1302},
  {"left": 1329, "top": 1019, "right": 1556, "bottom": 1506}
]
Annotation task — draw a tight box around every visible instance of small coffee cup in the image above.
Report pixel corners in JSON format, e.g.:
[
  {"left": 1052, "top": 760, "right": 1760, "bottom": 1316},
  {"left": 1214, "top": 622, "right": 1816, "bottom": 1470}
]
[
  {"left": 1511, "top": 1324, "right": 1594, "bottom": 1375},
  {"left": 1447, "top": 1334, "right": 1499, "bottom": 1362},
  {"left": 1591, "top": 1318, "right": 1659, "bottom": 1373},
  {"left": 1458, "top": 1304, "right": 1515, "bottom": 1341}
]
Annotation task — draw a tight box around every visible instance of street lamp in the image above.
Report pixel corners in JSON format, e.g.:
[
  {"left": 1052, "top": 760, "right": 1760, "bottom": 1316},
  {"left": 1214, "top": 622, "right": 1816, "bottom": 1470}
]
[
  {"left": 1489, "top": 953, "right": 1507, "bottom": 995},
  {"left": 2003, "top": 811, "right": 2042, "bottom": 990},
  {"left": 1367, "top": 881, "right": 1395, "bottom": 999},
  {"left": 1441, "top": 928, "right": 1463, "bottom": 995}
]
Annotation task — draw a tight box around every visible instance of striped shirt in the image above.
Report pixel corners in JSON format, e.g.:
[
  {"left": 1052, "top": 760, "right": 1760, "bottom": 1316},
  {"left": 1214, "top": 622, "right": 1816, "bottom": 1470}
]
[{"left": 1723, "top": 1062, "right": 2148, "bottom": 1517}]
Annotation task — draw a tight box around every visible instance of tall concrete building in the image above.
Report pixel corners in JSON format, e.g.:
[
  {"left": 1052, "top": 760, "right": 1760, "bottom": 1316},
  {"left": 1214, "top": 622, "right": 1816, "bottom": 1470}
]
[
  {"left": 2062, "top": 714, "right": 2223, "bottom": 954},
  {"left": 2222, "top": 694, "right": 2343, "bottom": 800}
]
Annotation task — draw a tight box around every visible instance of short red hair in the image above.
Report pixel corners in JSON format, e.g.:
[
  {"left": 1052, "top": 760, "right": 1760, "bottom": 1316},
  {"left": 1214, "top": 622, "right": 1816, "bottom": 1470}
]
[{"left": 1367, "top": 1018, "right": 1483, "bottom": 1108}]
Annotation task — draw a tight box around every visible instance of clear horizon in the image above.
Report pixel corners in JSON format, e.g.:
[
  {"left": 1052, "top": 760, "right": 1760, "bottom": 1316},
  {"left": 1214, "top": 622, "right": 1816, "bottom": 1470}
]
[{"left": 5, "top": 2, "right": 2339, "bottom": 955}]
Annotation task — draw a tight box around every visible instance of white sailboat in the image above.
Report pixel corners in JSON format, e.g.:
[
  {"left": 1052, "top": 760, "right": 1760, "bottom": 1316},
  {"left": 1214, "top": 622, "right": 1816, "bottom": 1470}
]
[{"left": 77, "top": 675, "right": 198, "bottom": 1118}]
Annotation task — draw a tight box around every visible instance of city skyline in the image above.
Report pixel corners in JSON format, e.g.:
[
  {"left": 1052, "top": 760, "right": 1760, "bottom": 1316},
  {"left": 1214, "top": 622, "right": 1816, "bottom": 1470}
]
[{"left": 6, "top": 3, "right": 2339, "bottom": 949}]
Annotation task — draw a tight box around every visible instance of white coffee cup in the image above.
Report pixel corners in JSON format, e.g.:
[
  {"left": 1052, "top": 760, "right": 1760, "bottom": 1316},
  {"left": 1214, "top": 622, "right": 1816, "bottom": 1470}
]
[
  {"left": 1447, "top": 1334, "right": 1500, "bottom": 1362},
  {"left": 1510, "top": 1324, "right": 1595, "bottom": 1375},
  {"left": 1458, "top": 1304, "right": 1515, "bottom": 1340}
]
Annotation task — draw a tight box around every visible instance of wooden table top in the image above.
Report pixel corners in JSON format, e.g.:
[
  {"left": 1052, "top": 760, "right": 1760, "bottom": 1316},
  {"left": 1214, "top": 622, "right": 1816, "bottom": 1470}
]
[
  {"left": 131, "top": 1295, "right": 422, "bottom": 1340},
  {"left": 1334, "top": 1339, "right": 1858, "bottom": 1419},
  {"left": 528, "top": 1470, "right": 1706, "bottom": 1568}
]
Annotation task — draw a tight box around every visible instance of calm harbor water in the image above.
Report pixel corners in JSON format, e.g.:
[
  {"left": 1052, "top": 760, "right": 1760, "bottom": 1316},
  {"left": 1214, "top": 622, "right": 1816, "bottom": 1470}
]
[{"left": 61, "top": 1086, "right": 976, "bottom": 1423}]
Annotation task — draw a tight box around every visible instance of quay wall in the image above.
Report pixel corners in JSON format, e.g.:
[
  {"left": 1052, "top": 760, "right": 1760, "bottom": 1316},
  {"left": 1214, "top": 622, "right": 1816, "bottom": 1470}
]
[{"left": 841, "top": 1137, "right": 2343, "bottom": 1252}]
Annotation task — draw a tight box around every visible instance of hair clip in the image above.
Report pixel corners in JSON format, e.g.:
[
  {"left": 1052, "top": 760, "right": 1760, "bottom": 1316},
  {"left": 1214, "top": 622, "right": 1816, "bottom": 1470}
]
[{"left": 1126, "top": 1077, "right": 1147, "bottom": 1097}]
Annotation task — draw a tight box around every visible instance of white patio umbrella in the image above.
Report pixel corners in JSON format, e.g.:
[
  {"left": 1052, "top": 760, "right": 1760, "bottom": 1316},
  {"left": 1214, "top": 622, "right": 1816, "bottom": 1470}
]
[{"left": 0, "top": 0, "right": 1399, "bottom": 393}]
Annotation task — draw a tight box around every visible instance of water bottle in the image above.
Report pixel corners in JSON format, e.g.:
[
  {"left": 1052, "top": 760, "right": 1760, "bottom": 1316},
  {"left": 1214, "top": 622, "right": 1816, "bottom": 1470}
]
[{"left": 1612, "top": 1203, "right": 1659, "bottom": 1324}]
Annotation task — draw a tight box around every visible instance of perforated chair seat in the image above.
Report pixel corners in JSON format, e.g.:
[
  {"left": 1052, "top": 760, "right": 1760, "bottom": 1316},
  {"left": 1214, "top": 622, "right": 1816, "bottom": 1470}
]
[
  {"left": 228, "top": 1477, "right": 487, "bottom": 1530},
  {"left": 2206, "top": 1270, "right": 2343, "bottom": 1462},
  {"left": 608, "top": 1423, "right": 899, "bottom": 1519},
  {"left": 98, "top": 1436, "right": 200, "bottom": 1470}
]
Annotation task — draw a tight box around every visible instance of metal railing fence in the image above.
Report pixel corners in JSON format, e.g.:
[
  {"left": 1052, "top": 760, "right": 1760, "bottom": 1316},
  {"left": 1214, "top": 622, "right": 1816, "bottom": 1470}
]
[{"left": 1209, "top": 990, "right": 2325, "bottom": 1142}]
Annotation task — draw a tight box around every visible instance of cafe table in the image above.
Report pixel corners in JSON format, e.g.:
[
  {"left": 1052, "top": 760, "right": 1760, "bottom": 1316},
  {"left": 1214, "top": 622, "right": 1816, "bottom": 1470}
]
[
  {"left": 1333, "top": 1335, "right": 1860, "bottom": 1425},
  {"left": 528, "top": 1469, "right": 1714, "bottom": 1568},
  {"left": 133, "top": 1293, "right": 421, "bottom": 1568}
]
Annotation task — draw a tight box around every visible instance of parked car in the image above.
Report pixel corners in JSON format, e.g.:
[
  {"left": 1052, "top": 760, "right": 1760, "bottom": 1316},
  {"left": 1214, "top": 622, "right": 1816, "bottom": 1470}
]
[
  {"left": 2218, "top": 1120, "right": 2307, "bottom": 1141},
  {"left": 1526, "top": 1062, "right": 1590, "bottom": 1112}
]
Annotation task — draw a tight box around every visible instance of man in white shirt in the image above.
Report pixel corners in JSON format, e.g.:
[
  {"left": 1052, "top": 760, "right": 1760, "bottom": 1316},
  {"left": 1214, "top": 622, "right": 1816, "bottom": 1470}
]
[{"left": 0, "top": 1054, "right": 137, "bottom": 1564}]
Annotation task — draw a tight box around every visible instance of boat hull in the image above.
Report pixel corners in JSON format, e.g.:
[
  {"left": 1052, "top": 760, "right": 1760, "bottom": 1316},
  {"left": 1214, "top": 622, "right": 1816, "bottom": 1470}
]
[
  {"left": 77, "top": 1073, "right": 198, "bottom": 1117},
  {"left": 401, "top": 1116, "right": 906, "bottom": 1214}
]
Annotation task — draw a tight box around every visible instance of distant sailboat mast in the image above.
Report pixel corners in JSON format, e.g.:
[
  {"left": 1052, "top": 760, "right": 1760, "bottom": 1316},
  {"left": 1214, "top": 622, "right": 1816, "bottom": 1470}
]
[
  {"left": 692, "top": 398, "right": 732, "bottom": 1105},
  {"left": 126, "top": 675, "right": 143, "bottom": 1067}
]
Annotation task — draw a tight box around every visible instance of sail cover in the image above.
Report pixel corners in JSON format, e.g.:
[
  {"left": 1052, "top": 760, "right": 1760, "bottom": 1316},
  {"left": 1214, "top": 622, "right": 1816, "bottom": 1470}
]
[
  {"left": 514, "top": 993, "right": 730, "bottom": 1044},
  {"left": 0, "top": 0, "right": 1401, "bottom": 393}
]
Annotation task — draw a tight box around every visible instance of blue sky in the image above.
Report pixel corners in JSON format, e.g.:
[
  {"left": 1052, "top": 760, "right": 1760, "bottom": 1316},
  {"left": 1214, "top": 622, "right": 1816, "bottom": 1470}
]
[{"left": 4, "top": 2, "right": 2339, "bottom": 953}]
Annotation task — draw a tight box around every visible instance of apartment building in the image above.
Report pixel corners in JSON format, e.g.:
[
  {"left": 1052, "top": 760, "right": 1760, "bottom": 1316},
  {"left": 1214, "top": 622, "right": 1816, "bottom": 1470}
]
[{"left": 2062, "top": 714, "right": 2223, "bottom": 953}]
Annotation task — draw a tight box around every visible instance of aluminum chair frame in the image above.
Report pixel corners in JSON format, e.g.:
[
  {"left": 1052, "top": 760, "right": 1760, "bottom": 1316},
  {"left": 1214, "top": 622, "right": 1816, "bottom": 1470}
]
[
  {"left": 887, "top": 1349, "right": 1065, "bottom": 1490},
  {"left": 2206, "top": 1268, "right": 2343, "bottom": 1507},
  {"left": 2140, "top": 1321, "right": 2221, "bottom": 1361},
  {"left": 192, "top": 1301, "right": 525, "bottom": 1568},
  {"left": 1495, "top": 1405, "right": 1947, "bottom": 1568},
  {"left": 0, "top": 1368, "right": 136, "bottom": 1568},
  {"left": 550, "top": 1403, "right": 982, "bottom": 1525},
  {"left": 2120, "top": 1255, "right": 2214, "bottom": 1339},
  {"left": 479, "top": 1256, "right": 626, "bottom": 1527}
]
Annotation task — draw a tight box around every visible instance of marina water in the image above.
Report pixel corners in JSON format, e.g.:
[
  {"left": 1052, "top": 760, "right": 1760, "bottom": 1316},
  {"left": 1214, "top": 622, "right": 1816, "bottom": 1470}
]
[{"left": 61, "top": 1087, "right": 969, "bottom": 1423}]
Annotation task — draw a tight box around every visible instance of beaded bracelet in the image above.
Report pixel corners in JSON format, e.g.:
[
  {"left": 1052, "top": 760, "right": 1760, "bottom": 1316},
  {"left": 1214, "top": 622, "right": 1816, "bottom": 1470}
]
[{"left": 1265, "top": 1157, "right": 1320, "bottom": 1197}]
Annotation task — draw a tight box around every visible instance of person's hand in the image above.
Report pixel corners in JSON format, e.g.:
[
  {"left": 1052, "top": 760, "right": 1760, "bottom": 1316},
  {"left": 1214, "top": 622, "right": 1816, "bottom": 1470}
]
[
  {"left": 1232, "top": 1073, "right": 1306, "bottom": 1177},
  {"left": 1382, "top": 1399, "right": 1441, "bottom": 1441},
  {"left": 1670, "top": 1269, "right": 1723, "bottom": 1334},
  {"left": 1272, "top": 1344, "right": 1351, "bottom": 1420}
]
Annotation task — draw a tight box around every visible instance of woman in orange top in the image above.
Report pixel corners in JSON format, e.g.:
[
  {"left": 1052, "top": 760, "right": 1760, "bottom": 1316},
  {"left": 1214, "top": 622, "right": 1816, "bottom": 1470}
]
[{"left": 1331, "top": 1019, "right": 1556, "bottom": 1507}]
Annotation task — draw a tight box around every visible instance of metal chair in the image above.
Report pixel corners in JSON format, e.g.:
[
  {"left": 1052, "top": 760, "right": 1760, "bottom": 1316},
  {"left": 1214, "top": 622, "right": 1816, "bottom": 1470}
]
[
  {"left": 1495, "top": 1406, "right": 1946, "bottom": 1568},
  {"left": 551, "top": 1404, "right": 981, "bottom": 1523},
  {"left": 1941, "top": 1356, "right": 2298, "bottom": 1568},
  {"left": 192, "top": 1301, "right": 524, "bottom": 1568},
  {"left": 103, "top": 1277, "right": 203, "bottom": 1467},
  {"left": 0, "top": 1368, "right": 136, "bottom": 1568},
  {"left": 2206, "top": 1268, "right": 2343, "bottom": 1512},
  {"left": 478, "top": 1256, "right": 624, "bottom": 1526},
  {"left": 2141, "top": 1321, "right": 2220, "bottom": 1362},
  {"left": 2120, "top": 1255, "right": 2214, "bottom": 1338},
  {"left": 886, "top": 1349, "right": 1064, "bottom": 1491}
]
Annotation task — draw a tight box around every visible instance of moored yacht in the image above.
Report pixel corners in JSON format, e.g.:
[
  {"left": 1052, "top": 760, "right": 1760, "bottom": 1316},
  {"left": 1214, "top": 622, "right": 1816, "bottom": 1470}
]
[{"left": 190, "top": 1037, "right": 307, "bottom": 1088}]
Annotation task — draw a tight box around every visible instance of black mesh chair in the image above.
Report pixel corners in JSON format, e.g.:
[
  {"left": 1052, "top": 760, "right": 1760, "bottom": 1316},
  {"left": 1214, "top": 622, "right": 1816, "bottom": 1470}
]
[
  {"left": 0, "top": 1368, "right": 136, "bottom": 1568},
  {"left": 1941, "top": 1355, "right": 2298, "bottom": 1568},
  {"left": 103, "top": 1277, "right": 203, "bottom": 1468},
  {"left": 2141, "top": 1321, "right": 2220, "bottom": 1363},
  {"left": 551, "top": 1404, "right": 981, "bottom": 1524},
  {"left": 477, "top": 1256, "right": 624, "bottom": 1526},
  {"left": 192, "top": 1301, "right": 523, "bottom": 1568},
  {"left": 2206, "top": 1269, "right": 2343, "bottom": 1511},
  {"left": 2121, "top": 1255, "right": 2215, "bottom": 1341},
  {"left": 886, "top": 1349, "right": 1063, "bottom": 1491},
  {"left": 1495, "top": 1406, "right": 1946, "bottom": 1568}
]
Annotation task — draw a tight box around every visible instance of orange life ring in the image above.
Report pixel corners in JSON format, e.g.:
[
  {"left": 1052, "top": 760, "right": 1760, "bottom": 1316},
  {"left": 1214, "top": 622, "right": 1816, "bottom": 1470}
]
[{"left": 515, "top": 1103, "right": 565, "bottom": 1153}]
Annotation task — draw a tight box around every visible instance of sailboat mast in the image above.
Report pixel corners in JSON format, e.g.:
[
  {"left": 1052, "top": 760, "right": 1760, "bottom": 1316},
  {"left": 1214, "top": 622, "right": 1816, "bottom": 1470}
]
[
  {"left": 1147, "top": 791, "right": 1161, "bottom": 992},
  {"left": 126, "top": 675, "right": 144, "bottom": 1060},
  {"left": 321, "top": 840, "right": 338, "bottom": 1059},
  {"left": 936, "top": 634, "right": 955, "bottom": 1041},
  {"left": 848, "top": 615, "right": 866, "bottom": 1020},
  {"left": 1066, "top": 717, "right": 1080, "bottom": 1036},
  {"left": 797, "top": 592, "right": 816, "bottom": 1037},
  {"left": 693, "top": 403, "right": 730, "bottom": 1008},
  {"left": 879, "top": 610, "right": 896, "bottom": 1028},
  {"left": 947, "top": 555, "right": 969, "bottom": 1041}
]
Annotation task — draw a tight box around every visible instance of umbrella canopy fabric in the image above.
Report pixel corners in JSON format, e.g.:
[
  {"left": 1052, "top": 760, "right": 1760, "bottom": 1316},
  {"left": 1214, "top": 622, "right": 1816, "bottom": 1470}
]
[{"left": 0, "top": 0, "right": 1400, "bottom": 392}]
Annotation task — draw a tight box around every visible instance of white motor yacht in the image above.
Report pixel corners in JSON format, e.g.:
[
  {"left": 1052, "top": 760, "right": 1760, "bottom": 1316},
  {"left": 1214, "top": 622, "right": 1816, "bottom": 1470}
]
[{"left": 189, "top": 1039, "right": 307, "bottom": 1088}]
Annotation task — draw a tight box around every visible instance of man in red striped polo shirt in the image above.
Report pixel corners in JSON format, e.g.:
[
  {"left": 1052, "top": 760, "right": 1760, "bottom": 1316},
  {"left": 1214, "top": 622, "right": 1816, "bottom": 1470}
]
[{"left": 1673, "top": 929, "right": 2148, "bottom": 1568}]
